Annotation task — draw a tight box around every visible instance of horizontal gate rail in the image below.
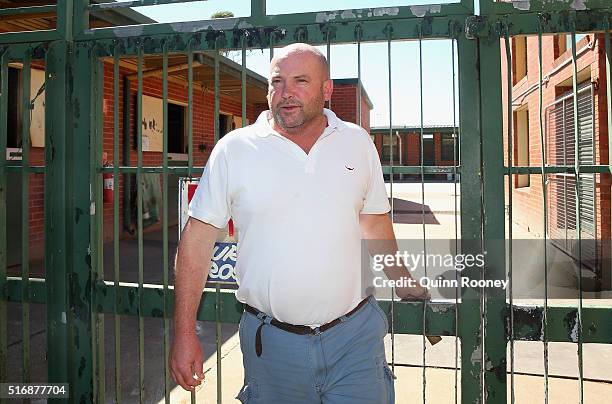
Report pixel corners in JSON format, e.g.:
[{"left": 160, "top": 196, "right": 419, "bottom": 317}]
[{"left": 4, "top": 277, "right": 612, "bottom": 343}]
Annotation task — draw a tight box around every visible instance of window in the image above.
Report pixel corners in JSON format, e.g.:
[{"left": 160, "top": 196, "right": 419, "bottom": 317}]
[
  {"left": 168, "top": 102, "right": 186, "bottom": 154},
  {"left": 556, "top": 34, "right": 588, "bottom": 59},
  {"left": 513, "top": 36, "right": 528, "bottom": 84},
  {"left": 381, "top": 133, "right": 399, "bottom": 164},
  {"left": 555, "top": 35, "right": 567, "bottom": 58},
  {"left": 6, "top": 67, "right": 23, "bottom": 152},
  {"left": 219, "top": 113, "right": 234, "bottom": 139},
  {"left": 546, "top": 84, "right": 596, "bottom": 268},
  {"left": 440, "top": 133, "right": 458, "bottom": 162},
  {"left": 566, "top": 34, "right": 588, "bottom": 52},
  {"left": 514, "top": 108, "right": 530, "bottom": 188}
]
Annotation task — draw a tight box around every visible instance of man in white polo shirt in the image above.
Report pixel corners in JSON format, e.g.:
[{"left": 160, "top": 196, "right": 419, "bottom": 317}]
[{"left": 170, "top": 43, "right": 427, "bottom": 403}]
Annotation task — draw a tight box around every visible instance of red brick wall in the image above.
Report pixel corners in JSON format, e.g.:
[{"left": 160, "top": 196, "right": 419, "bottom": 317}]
[
  {"left": 23, "top": 60, "right": 261, "bottom": 248},
  {"left": 329, "top": 82, "right": 372, "bottom": 132},
  {"left": 500, "top": 34, "right": 610, "bottom": 243},
  {"left": 330, "top": 85, "right": 357, "bottom": 126}
]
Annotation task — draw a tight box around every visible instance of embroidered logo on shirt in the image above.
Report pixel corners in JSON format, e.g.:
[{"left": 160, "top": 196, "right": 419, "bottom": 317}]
[{"left": 345, "top": 165, "right": 355, "bottom": 171}]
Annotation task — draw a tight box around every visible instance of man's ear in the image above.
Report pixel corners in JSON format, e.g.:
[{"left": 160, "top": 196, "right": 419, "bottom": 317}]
[{"left": 323, "top": 79, "right": 334, "bottom": 102}]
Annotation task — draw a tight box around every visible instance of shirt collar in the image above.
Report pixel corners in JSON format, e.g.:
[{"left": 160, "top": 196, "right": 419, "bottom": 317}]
[{"left": 254, "top": 108, "right": 342, "bottom": 138}]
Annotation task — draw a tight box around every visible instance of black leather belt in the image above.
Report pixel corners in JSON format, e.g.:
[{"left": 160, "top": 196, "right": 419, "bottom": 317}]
[{"left": 245, "top": 297, "right": 370, "bottom": 357}]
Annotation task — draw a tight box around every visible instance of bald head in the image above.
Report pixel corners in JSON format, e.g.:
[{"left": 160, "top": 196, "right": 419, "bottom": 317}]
[
  {"left": 270, "top": 43, "right": 329, "bottom": 80},
  {"left": 266, "top": 42, "right": 333, "bottom": 134}
]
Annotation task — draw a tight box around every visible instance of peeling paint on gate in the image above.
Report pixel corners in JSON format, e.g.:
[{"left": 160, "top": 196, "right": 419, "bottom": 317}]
[
  {"left": 511, "top": 0, "right": 531, "bottom": 11},
  {"left": 410, "top": 5, "right": 442, "bottom": 18}
]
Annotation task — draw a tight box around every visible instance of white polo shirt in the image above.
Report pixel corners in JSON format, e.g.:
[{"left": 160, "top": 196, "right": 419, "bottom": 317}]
[{"left": 188, "top": 109, "right": 390, "bottom": 326}]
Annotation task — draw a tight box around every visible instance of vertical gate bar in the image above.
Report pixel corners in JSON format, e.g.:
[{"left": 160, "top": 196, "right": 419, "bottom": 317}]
[
  {"left": 326, "top": 29, "right": 331, "bottom": 110},
  {"left": 269, "top": 31, "right": 274, "bottom": 62},
  {"left": 187, "top": 41, "right": 194, "bottom": 177},
  {"left": 418, "top": 28, "right": 429, "bottom": 404},
  {"left": 480, "top": 28, "right": 508, "bottom": 404},
  {"left": 607, "top": 20, "right": 612, "bottom": 176},
  {"left": 0, "top": 47, "right": 8, "bottom": 394},
  {"left": 451, "top": 38, "right": 459, "bottom": 404},
  {"left": 250, "top": 0, "right": 266, "bottom": 18},
  {"left": 537, "top": 26, "right": 550, "bottom": 404},
  {"left": 387, "top": 30, "right": 394, "bottom": 223},
  {"left": 384, "top": 25, "right": 395, "bottom": 373},
  {"left": 21, "top": 50, "right": 31, "bottom": 385},
  {"left": 214, "top": 43, "right": 220, "bottom": 145},
  {"left": 503, "top": 30, "right": 515, "bottom": 404},
  {"left": 570, "top": 24, "right": 585, "bottom": 404},
  {"left": 214, "top": 37, "right": 222, "bottom": 404},
  {"left": 137, "top": 46, "right": 146, "bottom": 404},
  {"left": 113, "top": 44, "right": 123, "bottom": 404},
  {"left": 89, "top": 54, "right": 99, "bottom": 403},
  {"left": 563, "top": 99, "right": 568, "bottom": 245},
  {"left": 357, "top": 26, "right": 362, "bottom": 128},
  {"left": 162, "top": 42, "right": 171, "bottom": 404},
  {"left": 606, "top": 19, "right": 612, "bottom": 297},
  {"left": 216, "top": 282, "right": 222, "bottom": 404},
  {"left": 241, "top": 35, "right": 247, "bottom": 128},
  {"left": 188, "top": 39, "right": 198, "bottom": 404},
  {"left": 123, "top": 75, "right": 132, "bottom": 239},
  {"left": 68, "top": 0, "right": 88, "bottom": 38},
  {"left": 90, "top": 55, "right": 101, "bottom": 403},
  {"left": 456, "top": 33, "right": 484, "bottom": 404},
  {"left": 95, "top": 56, "right": 106, "bottom": 404}
]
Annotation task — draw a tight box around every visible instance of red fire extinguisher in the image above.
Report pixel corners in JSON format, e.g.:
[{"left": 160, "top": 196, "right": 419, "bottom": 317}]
[{"left": 103, "top": 152, "right": 114, "bottom": 203}]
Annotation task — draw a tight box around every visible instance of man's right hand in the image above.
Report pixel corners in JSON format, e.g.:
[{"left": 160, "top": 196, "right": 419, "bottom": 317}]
[{"left": 169, "top": 332, "right": 205, "bottom": 391}]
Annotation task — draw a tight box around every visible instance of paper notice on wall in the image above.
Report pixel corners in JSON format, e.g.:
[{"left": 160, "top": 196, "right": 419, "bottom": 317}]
[
  {"left": 30, "top": 68, "right": 46, "bottom": 148},
  {"left": 141, "top": 95, "right": 163, "bottom": 152}
]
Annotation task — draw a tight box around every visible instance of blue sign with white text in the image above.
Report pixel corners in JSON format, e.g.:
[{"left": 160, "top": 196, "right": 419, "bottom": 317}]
[{"left": 207, "top": 242, "right": 237, "bottom": 284}]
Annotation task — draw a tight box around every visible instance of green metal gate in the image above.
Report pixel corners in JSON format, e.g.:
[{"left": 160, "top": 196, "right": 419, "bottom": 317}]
[{"left": 1, "top": 1, "right": 612, "bottom": 403}]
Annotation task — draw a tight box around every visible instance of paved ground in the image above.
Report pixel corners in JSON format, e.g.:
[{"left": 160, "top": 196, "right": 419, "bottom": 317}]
[{"left": 6, "top": 182, "right": 612, "bottom": 403}]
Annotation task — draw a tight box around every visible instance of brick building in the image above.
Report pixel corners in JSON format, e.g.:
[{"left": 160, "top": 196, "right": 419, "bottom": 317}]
[
  {"left": 501, "top": 33, "right": 610, "bottom": 287},
  {"left": 370, "top": 125, "right": 459, "bottom": 181},
  {"left": 329, "top": 78, "right": 373, "bottom": 133}
]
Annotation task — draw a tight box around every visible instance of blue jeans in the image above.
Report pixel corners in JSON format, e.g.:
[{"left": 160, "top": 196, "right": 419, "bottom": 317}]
[{"left": 236, "top": 296, "right": 395, "bottom": 404}]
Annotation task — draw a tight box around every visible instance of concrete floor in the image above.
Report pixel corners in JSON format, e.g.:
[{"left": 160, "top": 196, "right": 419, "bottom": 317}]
[{"left": 5, "top": 182, "right": 612, "bottom": 402}]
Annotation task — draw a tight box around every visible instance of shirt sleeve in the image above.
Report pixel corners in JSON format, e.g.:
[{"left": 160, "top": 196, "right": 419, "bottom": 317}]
[
  {"left": 188, "top": 141, "right": 231, "bottom": 228},
  {"left": 361, "top": 138, "right": 391, "bottom": 214}
]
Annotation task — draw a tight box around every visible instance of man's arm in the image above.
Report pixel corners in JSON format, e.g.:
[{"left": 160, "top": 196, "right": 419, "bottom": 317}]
[
  {"left": 169, "top": 217, "right": 220, "bottom": 391},
  {"left": 359, "top": 213, "right": 429, "bottom": 300}
]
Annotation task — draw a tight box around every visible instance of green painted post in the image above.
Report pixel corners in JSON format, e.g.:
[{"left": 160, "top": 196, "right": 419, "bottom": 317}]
[
  {"left": 0, "top": 48, "right": 8, "bottom": 400},
  {"left": 45, "top": 41, "right": 71, "bottom": 402},
  {"left": 480, "top": 29, "right": 508, "bottom": 404},
  {"left": 251, "top": 0, "right": 266, "bottom": 19},
  {"left": 70, "top": 41, "right": 95, "bottom": 404},
  {"left": 456, "top": 33, "right": 484, "bottom": 404},
  {"left": 43, "top": 38, "right": 94, "bottom": 402}
]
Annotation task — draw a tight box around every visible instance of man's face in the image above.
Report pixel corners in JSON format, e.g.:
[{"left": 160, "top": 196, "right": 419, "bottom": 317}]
[{"left": 267, "top": 52, "right": 332, "bottom": 132}]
